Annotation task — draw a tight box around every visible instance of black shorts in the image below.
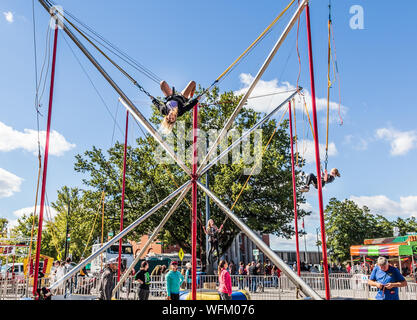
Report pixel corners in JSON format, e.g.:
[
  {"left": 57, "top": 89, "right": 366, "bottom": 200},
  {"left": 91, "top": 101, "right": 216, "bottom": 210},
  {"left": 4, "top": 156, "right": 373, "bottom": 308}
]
[{"left": 170, "top": 293, "right": 180, "bottom": 300}]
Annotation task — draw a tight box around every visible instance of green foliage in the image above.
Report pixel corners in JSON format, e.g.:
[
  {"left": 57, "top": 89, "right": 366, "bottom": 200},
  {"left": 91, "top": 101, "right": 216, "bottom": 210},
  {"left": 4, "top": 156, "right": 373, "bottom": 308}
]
[
  {"left": 0, "top": 218, "right": 8, "bottom": 236},
  {"left": 324, "top": 198, "right": 417, "bottom": 262}
]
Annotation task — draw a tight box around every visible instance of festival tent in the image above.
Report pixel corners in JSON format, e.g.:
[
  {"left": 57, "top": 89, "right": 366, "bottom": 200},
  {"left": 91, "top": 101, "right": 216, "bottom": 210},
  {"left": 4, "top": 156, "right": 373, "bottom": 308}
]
[
  {"left": 350, "top": 244, "right": 414, "bottom": 257},
  {"left": 350, "top": 236, "right": 417, "bottom": 279},
  {"left": 363, "top": 235, "right": 417, "bottom": 245}
]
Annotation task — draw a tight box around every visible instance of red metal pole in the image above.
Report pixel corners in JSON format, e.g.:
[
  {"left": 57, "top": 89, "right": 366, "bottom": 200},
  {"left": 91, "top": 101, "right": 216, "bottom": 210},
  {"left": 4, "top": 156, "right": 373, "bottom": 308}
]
[
  {"left": 117, "top": 110, "right": 129, "bottom": 281},
  {"left": 288, "top": 101, "right": 301, "bottom": 276},
  {"left": 33, "top": 22, "right": 59, "bottom": 297},
  {"left": 305, "top": 3, "right": 331, "bottom": 300},
  {"left": 191, "top": 103, "right": 199, "bottom": 300}
]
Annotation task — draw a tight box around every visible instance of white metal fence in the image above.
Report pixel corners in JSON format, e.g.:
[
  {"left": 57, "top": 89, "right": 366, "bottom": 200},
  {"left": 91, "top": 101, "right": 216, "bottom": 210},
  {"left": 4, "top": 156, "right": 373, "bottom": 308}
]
[{"left": 1, "top": 272, "right": 416, "bottom": 300}]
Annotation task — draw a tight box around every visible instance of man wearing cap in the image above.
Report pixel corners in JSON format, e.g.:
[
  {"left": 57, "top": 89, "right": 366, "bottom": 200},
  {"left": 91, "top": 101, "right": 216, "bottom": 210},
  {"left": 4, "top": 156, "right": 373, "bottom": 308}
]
[
  {"left": 165, "top": 261, "right": 184, "bottom": 300},
  {"left": 368, "top": 256, "right": 407, "bottom": 300},
  {"left": 98, "top": 257, "right": 118, "bottom": 300}
]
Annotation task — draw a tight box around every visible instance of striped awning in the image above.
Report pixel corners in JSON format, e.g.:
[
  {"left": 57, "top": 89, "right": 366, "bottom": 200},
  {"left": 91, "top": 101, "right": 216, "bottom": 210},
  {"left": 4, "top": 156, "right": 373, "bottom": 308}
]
[
  {"left": 364, "top": 235, "right": 417, "bottom": 245},
  {"left": 350, "top": 244, "right": 414, "bottom": 257}
]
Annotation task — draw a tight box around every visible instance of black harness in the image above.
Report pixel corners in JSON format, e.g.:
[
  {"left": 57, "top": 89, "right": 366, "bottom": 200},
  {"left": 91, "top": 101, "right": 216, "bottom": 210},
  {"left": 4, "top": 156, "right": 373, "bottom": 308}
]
[{"left": 164, "top": 87, "right": 187, "bottom": 107}]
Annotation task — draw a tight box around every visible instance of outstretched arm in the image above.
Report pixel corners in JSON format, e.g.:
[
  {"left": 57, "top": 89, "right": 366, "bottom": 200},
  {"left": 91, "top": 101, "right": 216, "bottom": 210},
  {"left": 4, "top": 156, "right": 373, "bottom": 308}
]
[
  {"left": 323, "top": 169, "right": 328, "bottom": 182},
  {"left": 180, "top": 98, "right": 199, "bottom": 115},
  {"left": 218, "top": 224, "right": 224, "bottom": 233}
]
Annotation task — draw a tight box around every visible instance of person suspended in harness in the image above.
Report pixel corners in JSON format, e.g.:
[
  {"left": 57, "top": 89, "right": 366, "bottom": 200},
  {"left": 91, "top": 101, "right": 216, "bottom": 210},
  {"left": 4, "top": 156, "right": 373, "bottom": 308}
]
[
  {"left": 152, "top": 80, "right": 199, "bottom": 134},
  {"left": 300, "top": 168, "right": 340, "bottom": 193},
  {"left": 203, "top": 219, "right": 224, "bottom": 263}
]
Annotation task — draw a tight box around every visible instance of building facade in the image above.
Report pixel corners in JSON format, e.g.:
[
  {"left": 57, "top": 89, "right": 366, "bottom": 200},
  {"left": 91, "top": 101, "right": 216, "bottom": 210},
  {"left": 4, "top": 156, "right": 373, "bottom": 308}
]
[{"left": 223, "top": 232, "right": 323, "bottom": 266}]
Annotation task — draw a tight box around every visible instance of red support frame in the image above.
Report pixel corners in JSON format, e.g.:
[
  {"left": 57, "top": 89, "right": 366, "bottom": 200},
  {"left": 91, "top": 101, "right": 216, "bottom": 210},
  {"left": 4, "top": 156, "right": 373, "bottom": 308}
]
[
  {"left": 288, "top": 101, "right": 301, "bottom": 276},
  {"left": 191, "top": 103, "right": 199, "bottom": 300},
  {"left": 33, "top": 22, "right": 59, "bottom": 297},
  {"left": 305, "top": 3, "right": 331, "bottom": 300},
  {"left": 117, "top": 110, "right": 129, "bottom": 281}
]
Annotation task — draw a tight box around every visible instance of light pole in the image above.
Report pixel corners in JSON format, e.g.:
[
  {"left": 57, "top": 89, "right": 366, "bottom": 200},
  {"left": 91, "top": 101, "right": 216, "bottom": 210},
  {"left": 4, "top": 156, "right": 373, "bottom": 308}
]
[
  {"left": 316, "top": 227, "right": 320, "bottom": 263},
  {"left": 64, "top": 197, "right": 70, "bottom": 260},
  {"left": 205, "top": 136, "right": 211, "bottom": 273}
]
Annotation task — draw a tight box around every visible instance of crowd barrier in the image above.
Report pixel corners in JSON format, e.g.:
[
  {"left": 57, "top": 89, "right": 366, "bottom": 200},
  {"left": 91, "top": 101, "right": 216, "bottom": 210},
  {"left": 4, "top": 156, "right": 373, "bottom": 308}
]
[{"left": 1, "top": 272, "right": 416, "bottom": 300}]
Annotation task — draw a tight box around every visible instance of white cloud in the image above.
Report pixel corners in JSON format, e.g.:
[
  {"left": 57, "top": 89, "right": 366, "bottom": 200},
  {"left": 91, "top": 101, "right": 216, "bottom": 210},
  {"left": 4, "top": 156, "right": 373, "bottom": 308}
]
[
  {"left": 375, "top": 127, "right": 417, "bottom": 156},
  {"left": 234, "top": 73, "right": 347, "bottom": 123},
  {"left": 0, "top": 168, "right": 23, "bottom": 198},
  {"left": 344, "top": 134, "right": 368, "bottom": 151},
  {"left": 299, "top": 139, "right": 337, "bottom": 164},
  {"left": 8, "top": 205, "right": 58, "bottom": 229},
  {"left": 3, "top": 11, "right": 14, "bottom": 23},
  {"left": 0, "top": 121, "right": 76, "bottom": 156},
  {"left": 350, "top": 195, "right": 417, "bottom": 219}
]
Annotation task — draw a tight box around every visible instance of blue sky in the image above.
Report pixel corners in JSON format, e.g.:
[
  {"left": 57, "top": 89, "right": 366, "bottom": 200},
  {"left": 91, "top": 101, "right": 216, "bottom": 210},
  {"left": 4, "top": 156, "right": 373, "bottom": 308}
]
[{"left": 0, "top": 0, "right": 416, "bottom": 252}]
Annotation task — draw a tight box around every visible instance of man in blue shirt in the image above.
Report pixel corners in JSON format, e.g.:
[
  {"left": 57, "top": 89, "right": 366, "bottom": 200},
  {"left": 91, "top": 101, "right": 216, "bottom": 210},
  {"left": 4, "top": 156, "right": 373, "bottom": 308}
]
[{"left": 368, "top": 256, "right": 407, "bottom": 300}]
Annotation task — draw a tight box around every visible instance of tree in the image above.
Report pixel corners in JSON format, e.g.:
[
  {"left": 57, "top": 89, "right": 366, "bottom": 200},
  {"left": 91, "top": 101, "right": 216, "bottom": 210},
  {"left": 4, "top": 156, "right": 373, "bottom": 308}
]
[
  {"left": 324, "top": 198, "right": 392, "bottom": 262},
  {"left": 64, "top": 86, "right": 310, "bottom": 258},
  {"left": 0, "top": 218, "right": 8, "bottom": 236},
  {"left": 392, "top": 217, "right": 417, "bottom": 235}
]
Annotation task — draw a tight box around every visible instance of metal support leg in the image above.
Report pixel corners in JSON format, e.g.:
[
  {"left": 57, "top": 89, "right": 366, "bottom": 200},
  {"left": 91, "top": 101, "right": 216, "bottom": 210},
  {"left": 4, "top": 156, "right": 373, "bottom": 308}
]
[
  {"left": 111, "top": 184, "right": 191, "bottom": 297},
  {"left": 197, "top": 181, "right": 322, "bottom": 300},
  {"left": 48, "top": 181, "right": 191, "bottom": 291}
]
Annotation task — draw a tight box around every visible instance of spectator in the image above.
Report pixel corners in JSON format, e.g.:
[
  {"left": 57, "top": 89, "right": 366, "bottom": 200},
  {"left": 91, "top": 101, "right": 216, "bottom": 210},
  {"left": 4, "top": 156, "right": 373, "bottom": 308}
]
[
  {"left": 245, "top": 263, "right": 251, "bottom": 289},
  {"left": 185, "top": 262, "right": 192, "bottom": 289},
  {"left": 151, "top": 265, "right": 161, "bottom": 276},
  {"left": 135, "top": 261, "right": 151, "bottom": 300},
  {"left": 264, "top": 261, "right": 272, "bottom": 275},
  {"left": 50, "top": 260, "right": 60, "bottom": 284},
  {"left": 64, "top": 257, "right": 73, "bottom": 273},
  {"left": 353, "top": 262, "right": 360, "bottom": 274},
  {"left": 159, "top": 264, "right": 168, "bottom": 284},
  {"left": 272, "top": 265, "right": 281, "bottom": 288},
  {"left": 248, "top": 261, "right": 257, "bottom": 293},
  {"left": 54, "top": 261, "right": 65, "bottom": 294},
  {"left": 256, "top": 262, "right": 264, "bottom": 292},
  {"left": 402, "top": 265, "right": 409, "bottom": 277},
  {"left": 368, "top": 256, "right": 407, "bottom": 300},
  {"left": 229, "top": 261, "right": 236, "bottom": 275},
  {"left": 238, "top": 262, "right": 246, "bottom": 290},
  {"left": 98, "top": 258, "right": 118, "bottom": 300},
  {"left": 165, "top": 261, "right": 184, "bottom": 300},
  {"left": 346, "top": 262, "right": 352, "bottom": 274},
  {"left": 218, "top": 260, "right": 232, "bottom": 300},
  {"left": 337, "top": 263, "right": 342, "bottom": 272},
  {"left": 310, "top": 265, "right": 319, "bottom": 273}
]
